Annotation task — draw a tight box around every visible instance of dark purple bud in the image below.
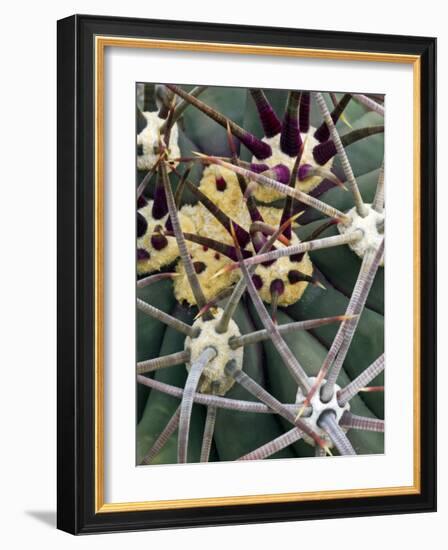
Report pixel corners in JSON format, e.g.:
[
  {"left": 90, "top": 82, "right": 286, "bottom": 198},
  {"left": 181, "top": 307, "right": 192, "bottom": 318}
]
[
  {"left": 137, "top": 195, "right": 148, "bottom": 209},
  {"left": 314, "top": 93, "right": 351, "bottom": 143},
  {"left": 270, "top": 278, "right": 285, "bottom": 296},
  {"left": 137, "top": 212, "right": 147, "bottom": 238},
  {"left": 299, "top": 92, "right": 311, "bottom": 134},
  {"left": 151, "top": 233, "right": 169, "bottom": 251},
  {"left": 312, "top": 140, "right": 337, "bottom": 166},
  {"left": 233, "top": 224, "right": 251, "bottom": 248},
  {"left": 313, "top": 122, "right": 331, "bottom": 143},
  {"left": 151, "top": 172, "right": 169, "bottom": 220},
  {"left": 280, "top": 114, "right": 302, "bottom": 157},
  {"left": 288, "top": 270, "right": 314, "bottom": 285},
  {"left": 298, "top": 163, "right": 313, "bottom": 181},
  {"left": 193, "top": 261, "right": 207, "bottom": 274},
  {"left": 288, "top": 269, "right": 311, "bottom": 285},
  {"left": 269, "top": 164, "right": 290, "bottom": 183},
  {"left": 240, "top": 132, "right": 272, "bottom": 160},
  {"left": 263, "top": 258, "right": 278, "bottom": 272},
  {"left": 280, "top": 91, "right": 302, "bottom": 157},
  {"left": 252, "top": 274, "right": 263, "bottom": 290},
  {"left": 137, "top": 248, "right": 150, "bottom": 261},
  {"left": 215, "top": 176, "right": 227, "bottom": 192},
  {"left": 250, "top": 163, "right": 270, "bottom": 173},
  {"left": 249, "top": 89, "right": 282, "bottom": 138},
  {"left": 290, "top": 253, "right": 305, "bottom": 263}
]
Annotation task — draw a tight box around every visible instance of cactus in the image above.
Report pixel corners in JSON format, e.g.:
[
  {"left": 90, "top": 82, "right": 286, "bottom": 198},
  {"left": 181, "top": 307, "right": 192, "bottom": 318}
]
[{"left": 136, "top": 83, "right": 385, "bottom": 464}]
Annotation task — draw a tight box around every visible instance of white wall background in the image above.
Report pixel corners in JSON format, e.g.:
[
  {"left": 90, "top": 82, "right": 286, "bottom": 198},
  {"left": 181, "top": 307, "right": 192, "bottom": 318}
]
[{"left": 0, "top": 0, "right": 444, "bottom": 546}]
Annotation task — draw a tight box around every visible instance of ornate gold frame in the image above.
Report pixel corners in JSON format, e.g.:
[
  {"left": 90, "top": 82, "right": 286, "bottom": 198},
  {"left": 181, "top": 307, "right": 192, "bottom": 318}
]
[{"left": 94, "top": 36, "right": 421, "bottom": 513}]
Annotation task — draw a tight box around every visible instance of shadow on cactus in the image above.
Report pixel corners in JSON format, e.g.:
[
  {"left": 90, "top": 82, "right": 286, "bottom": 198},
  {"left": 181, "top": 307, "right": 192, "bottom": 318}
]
[{"left": 136, "top": 83, "right": 385, "bottom": 465}]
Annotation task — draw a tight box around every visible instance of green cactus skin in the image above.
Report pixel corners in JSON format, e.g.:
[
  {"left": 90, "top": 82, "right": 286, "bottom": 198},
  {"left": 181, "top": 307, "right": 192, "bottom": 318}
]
[
  {"left": 136, "top": 84, "right": 385, "bottom": 465},
  {"left": 137, "top": 305, "right": 206, "bottom": 464},
  {"left": 136, "top": 280, "right": 176, "bottom": 421}
]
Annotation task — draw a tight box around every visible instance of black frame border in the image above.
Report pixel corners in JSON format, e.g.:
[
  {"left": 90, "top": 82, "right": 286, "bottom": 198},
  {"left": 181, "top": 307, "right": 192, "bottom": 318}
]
[{"left": 57, "top": 14, "right": 436, "bottom": 534}]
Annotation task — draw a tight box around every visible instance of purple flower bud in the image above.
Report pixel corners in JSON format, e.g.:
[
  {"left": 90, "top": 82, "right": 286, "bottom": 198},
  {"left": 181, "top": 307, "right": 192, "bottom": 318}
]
[
  {"left": 290, "top": 253, "right": 305, "bottom": 263},
  {"left": 250, "top": 89, "right": 282, "bottom": 138},
  {"left": 250, "top": 163, "right": 269, "bottom": 173},
  {"left": 280, "top": 91, "right": 302, "bottom": 157},
  {"left": 298, "top": 163, "right": 313, "bottom": 181},
  {"left": 270, "top": 164, "right": 290, "bottom": 183},
  {"left": 137, "top": 248, "right": 150, "bottom": 261},
  {"left": 288, "top": 270, "right": 304, "bottom": 284},
  {"left": 312, "top": 140, "right": 337, "bottom": 166},
  {"left": 151, "top": 173, "right": 169, "bottom": 220},
  {"left": 193, "top": 261, "right": 207, "bottom": 274},
  {"left": 252, "top": 274, "right": 263, "bottom": 290},
  {"left": 270, "top": 278, "right": 285, "bottom": 296},
  {"left": 137, "top": 195, "right": 148, "bottom": 209},
  {"left": 299, "top": 92, "right": 311, "bottom": 134},
  {"left": 151, "top": 233, "right": 169, "bottom": 251},
  {"left": 215, "top": 176, "right": 227, "bottom": 191}
]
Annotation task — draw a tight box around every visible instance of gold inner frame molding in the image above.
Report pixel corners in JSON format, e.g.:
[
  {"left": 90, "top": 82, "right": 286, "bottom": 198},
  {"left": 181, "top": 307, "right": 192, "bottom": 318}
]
[{"left": 94, "top": 35, "right": 421, "bottom": 514}]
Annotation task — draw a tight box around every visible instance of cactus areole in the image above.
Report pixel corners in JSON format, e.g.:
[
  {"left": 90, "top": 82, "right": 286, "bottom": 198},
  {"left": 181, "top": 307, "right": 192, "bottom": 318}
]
[{"left": 185, "top": 309, "right": 244, "bottom": 396}]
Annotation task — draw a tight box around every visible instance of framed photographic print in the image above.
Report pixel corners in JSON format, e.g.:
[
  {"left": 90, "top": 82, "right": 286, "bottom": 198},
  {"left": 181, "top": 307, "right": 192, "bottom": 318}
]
[{"left": 57, "top": 14, "right": 436, "bottom": 534}]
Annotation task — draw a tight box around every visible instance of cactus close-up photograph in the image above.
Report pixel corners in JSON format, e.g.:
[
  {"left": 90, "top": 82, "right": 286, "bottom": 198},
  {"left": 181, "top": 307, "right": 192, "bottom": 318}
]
[
  {"left": 135, "top": 84, "right": 385, "bottom": 466},
  {"left": 0, "top": 0, "right": 442, "bottom": 545},
  {"left": 49, "top": 9, "right": 437, "bottom": 539}
]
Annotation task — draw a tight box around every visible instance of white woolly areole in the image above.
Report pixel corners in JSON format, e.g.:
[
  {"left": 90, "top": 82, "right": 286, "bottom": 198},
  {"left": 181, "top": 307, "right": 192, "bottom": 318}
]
[
  {"left": 251, "top": 127, "right": 333, "bottom": 202},
  {"left": 137, "top": 111, "right": 181, "bottom": 171},
  {"left": 184, "top": 309, "right": 243, "bottom": 396},
  {"left": 338, "top": 204, "right": 385, "bottom": 265},
  {"left": 137, "top": 202, "right": 194, "bottom": 275},
  {"left": 295, "top": 378, "right": 350, "bottom": 447}
]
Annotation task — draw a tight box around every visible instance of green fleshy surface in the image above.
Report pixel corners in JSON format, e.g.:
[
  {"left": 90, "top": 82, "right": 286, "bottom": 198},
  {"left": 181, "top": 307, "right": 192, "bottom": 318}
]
[{"left": 136, "top": 305, "right": 206, "bottom": 465}]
